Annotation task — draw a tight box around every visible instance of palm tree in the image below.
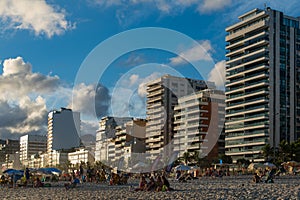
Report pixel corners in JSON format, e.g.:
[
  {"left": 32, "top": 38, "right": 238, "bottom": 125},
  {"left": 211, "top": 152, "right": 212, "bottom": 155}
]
[
  {"left": 182, "top": 152, "right": 191, "bottom": 165},
  {"left": 278, "top": 140, "right": 290, "bottom": 163},
  {"left": 192, "top": 151, "right": 200, "bottom": 165},
  {"left": 261, "top": 144, "right": 273, "bottom": 161}
]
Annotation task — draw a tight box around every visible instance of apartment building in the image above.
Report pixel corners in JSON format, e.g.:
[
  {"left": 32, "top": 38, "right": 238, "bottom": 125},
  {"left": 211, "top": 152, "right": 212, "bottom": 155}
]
[
  {"left": 145, "top": 74, "right": 214, "bottom": 160},
  {"left": 20, "top": 134, "right": 47, "bottom": 166},
  {"left": 95, "top": 116, "right": 132, "bottom": 162},
  {"left": 47, "top": 108, "right": 81, "bottom": 154},
  {"left": 174, "top": 89, "right": 225, "bottom": 160},
  {"left": 225, "top": 8, "right": 300, "bottom": 162}
]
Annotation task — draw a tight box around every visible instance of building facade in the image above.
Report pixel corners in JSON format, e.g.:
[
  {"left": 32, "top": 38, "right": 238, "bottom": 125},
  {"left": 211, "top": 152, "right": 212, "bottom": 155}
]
[
  {"left": 47, "top": 108, "right": 81, "bottom": 154},
  {"left": 20, "top": 134, "right": 47, "bottom": 166},
  {"left": 225, "top": 8, "right": 300, "bottom": 162},
  {"left": 174, "top": 89, "right": 225, "bottom": 160},
  {"left": 145, "top": 74, "right": 214, "bottom": 160},
  {"left": 68, "top": 148, "right": 95, "bottom": 166},
  {"left": 0, "top": 139, "right": 20, "bottom": 163},
  {"left": 95, "top": 117, "right": 133, "bottom": 162}
]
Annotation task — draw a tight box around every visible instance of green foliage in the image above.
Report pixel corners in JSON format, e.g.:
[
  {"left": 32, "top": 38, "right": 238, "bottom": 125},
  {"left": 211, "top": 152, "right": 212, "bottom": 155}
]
[{"left": 261, "top": 139, "right": 300, "bottom": 164}]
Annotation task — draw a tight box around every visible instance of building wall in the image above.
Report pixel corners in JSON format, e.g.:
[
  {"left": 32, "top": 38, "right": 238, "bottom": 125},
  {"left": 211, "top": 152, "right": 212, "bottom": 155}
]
[
  {"left": 145, "top": 74, "right": 215, "bottom": 160},
  {"left": 174, "top": 89, "right": 225, "bottom": 160},
  {"left": 47, "top": 108, "right": 81, "bottom": 154},
  {"left": 68, "top": 148, "right": 95, "bottom": 166},
  {"left": 20, "top": 134, "right": 47, "bottom": 166},
  {"left": 95, "top": 117, "right": 132, "bottom": 162}
]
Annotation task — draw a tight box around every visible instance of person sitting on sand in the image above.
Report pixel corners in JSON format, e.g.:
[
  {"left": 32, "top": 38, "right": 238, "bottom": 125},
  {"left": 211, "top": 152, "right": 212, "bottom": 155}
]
[
  {"left": 252, "top": 173, "right": 261, "bottom": 183},
  {"left": 65, "top": 176, "right": 80, "bottom": 190},
  {"left": 161, "top": 175, "right": 173, "bottom": 191},
  {"left": 34, "top": 177, "right": 44, "bottom": 188},
  {"left": 145, "top": 177, "right": 156, "bottom": 191},
  {"left": 155, "top": 176, "right": 163, "bottom": 192},
  {"left": 135, "top": 176, "right": 147, "bottom": 191}
]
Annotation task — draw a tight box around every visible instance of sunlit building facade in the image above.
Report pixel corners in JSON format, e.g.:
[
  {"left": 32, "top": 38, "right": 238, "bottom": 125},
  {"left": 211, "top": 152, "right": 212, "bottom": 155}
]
[{"left": 225, "top": 8, "right": 300, "bottom": 162}]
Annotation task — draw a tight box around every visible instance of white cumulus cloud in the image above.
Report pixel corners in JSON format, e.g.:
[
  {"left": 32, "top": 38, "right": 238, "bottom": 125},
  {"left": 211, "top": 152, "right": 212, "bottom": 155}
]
[
  {"left": 0, "top": 0, "right": 74, "bottom": 38},
  {"left": 70, "top": 83, "right": 110, "bottom": 119},
  {"left": 169, "top": 40, "right": 214, "bottom": 66},
  {"left": 207, "top": 60, "right": 226, "bottom": 90},
  {"left": 198, "top": 0, "right": 232, "bottom": 13}
]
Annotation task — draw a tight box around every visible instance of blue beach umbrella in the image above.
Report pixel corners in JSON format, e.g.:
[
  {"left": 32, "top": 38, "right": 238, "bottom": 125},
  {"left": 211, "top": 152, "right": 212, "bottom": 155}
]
[{"left": 3, "top": 169, "right": 24, "bottom": 176}]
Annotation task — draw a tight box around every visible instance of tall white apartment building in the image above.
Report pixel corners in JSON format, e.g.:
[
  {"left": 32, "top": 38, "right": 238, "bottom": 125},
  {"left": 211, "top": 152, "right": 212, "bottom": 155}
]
[
  {"left": 174, "top": 89, "right": 225, "bottom": 159},
  {"left": 145, "top": 75, "right": 214, "bottom": 160},
  {"left": 20, "top": 134, "right": 47, "bottom": 166},
  {"left": 225, "top": 8, "right": 300, "bottom": 162},
  {"left": 47, "top": 108, "right": 81, "bottom": 165}
]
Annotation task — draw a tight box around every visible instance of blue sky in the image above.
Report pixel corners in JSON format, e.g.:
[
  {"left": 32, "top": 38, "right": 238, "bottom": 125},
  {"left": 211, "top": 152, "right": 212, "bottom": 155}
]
[{"left": 0, "top": 0, "right": 299, "bottom": 139}]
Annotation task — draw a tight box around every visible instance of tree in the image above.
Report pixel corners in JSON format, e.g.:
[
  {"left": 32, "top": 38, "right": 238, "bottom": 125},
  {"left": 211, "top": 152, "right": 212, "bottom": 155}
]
[
  {"left": 261, "top": 144, "right": 273, "bottom": 161},
  {"left": 218, "top": 154, "right": 232, "bottom": 164},
  {"left": 191, "top": 151, "right": 200, "bottom": 165},
  {"left": 278, "top": 140, "right": 290, "bottom": 163},
  {"left": 236, "top": 158, "right": 250, "bottom": 167},
  {"left": 182, "top": 152, "right": 191, "bottom": 165}
]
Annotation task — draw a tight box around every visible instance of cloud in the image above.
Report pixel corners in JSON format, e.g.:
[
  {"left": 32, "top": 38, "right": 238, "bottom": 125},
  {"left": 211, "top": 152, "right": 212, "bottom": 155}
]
[
  {"left": 92, "top": 0, "right": 231, "bottom": 26},
  {"left": 0, "top": 0, "right": 74, "bottom": 38},
  {"left": 207, "top": 60, "right": 226, "bottom": 90},
  {"left": 0, "top": 56, "right": 113, "bottom": 139},
  {"left": 0, "top": 56, "right": 62, "bottom": 139},
  {"left": 70, "top": 83, "right": 111, "bottom": 119},
  {"left": 80, "top": 120, "right": 99, "bottom": 136},
  {"left": 169, "top": 40, "right": 214, "bottom": 66},
  {"left": 198, "top": 0, "right": 232, "bottom": 13},
  {"left": 0, "top": 96, "right": 48, "bottom": 139},
  {"left": 123, "top": 53, "right": 145, "bottom": 67},
  {"left": 0, "top": 57, "right": 60, "bottom": 100},
  {"left": 129, "top": 74, "right": 139, "bottom": 86},
  {"left": 109, "top": 72, "right": 161, "bottom": 117}
]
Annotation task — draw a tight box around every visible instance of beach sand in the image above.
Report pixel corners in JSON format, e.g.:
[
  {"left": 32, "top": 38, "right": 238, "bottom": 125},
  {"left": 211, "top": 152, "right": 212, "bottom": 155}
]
[{"left": 0, "top": 175, "right": 299, "bottom": 200}]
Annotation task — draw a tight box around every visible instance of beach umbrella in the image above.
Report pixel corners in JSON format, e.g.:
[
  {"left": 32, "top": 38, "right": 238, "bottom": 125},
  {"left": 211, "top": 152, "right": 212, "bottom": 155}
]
[
  {"left": 37, "top": 167, "right": 62, "bottom": 175},
  {"left": 175, "top": 164, "right": 191, "bottom": 171},
  {"left": 263, "top": 162, "right": 276, "bottom": 169},
  {"left": 3, "top": 169, "right": 24, "bottom": 176},
  {"left": 247, "top": 163, "right": 264, "bottom": 171}
]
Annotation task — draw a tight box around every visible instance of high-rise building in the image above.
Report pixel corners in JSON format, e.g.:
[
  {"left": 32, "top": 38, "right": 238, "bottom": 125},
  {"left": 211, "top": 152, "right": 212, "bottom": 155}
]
[
  {"left": 47, "top": 108, "right": 81, "bottom": 155},
  {"left": 20, "top": 134, "right": 47, "bottom": 166},
  {"left": 174, "top": 89, "right": 225, "bottom": 160},
  {"left": 225, "top": 8, "right": 300, "bottom": 162},
  {"left": 95, "top": 116, "right": 132, "bottom": 162},
  {"left": 145, "top": 74, "right": 214, "bottom": 160}
]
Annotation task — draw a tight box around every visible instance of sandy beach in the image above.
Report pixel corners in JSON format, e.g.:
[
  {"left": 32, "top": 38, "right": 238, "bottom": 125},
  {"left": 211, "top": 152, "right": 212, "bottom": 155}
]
[{"left": 0, "top": 175, "right": 299, "bottom": 200}]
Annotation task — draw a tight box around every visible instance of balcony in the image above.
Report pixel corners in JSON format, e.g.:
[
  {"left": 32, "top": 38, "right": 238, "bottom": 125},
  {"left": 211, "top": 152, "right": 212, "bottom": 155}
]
[{"left": 226, "top": 19, "right": 267, "bottom": 42}]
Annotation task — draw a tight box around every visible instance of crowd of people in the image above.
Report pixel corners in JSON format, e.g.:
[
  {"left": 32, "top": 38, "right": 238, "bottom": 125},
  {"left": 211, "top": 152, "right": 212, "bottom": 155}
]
[
  {"left": 134, "top": 175, "right": 173, "bottom": 192},
  {"left": 252, "top": 168, "right": 277, "bottom": 183}
]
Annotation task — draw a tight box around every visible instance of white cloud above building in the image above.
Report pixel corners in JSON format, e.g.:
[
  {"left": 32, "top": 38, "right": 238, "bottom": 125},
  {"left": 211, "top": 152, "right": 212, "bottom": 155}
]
[{"left": 0, "top": 0, "right": 74, "bottom": 37}]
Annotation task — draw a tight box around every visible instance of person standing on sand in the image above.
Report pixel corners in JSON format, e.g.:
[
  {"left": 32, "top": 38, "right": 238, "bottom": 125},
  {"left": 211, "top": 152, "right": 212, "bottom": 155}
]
[{"left": 25, "top": 167, "right": 30, "bottom": 186}]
